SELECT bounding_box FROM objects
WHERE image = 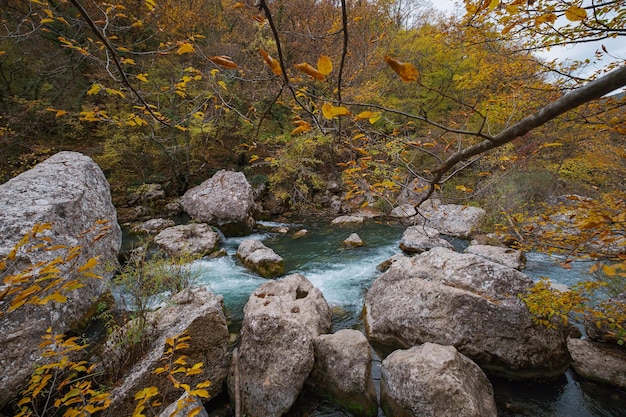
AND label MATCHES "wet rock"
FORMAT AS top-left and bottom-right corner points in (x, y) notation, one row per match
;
(153, 223), (220, 257)
(399, 225), (454, 254)
(229, 274), (331, 417)
(381, 343), (497, 417)
(343, 233), (365, 248)
(568, 338), (626, 390)
(307, 329), (378, 417)
(0, 151), (121, 408)
(293, 229), (308, 239)
(364, 247), (570, 380)
(181, 170), (256, 236)
(236, 240), (284, 278)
